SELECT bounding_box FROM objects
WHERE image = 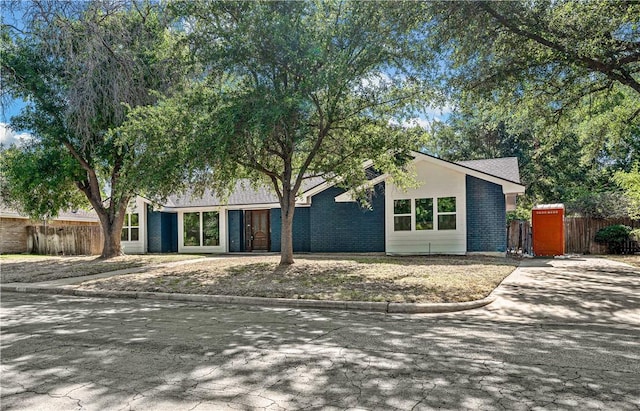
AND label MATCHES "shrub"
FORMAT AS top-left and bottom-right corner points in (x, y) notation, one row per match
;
(594, 225), (632, 254)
